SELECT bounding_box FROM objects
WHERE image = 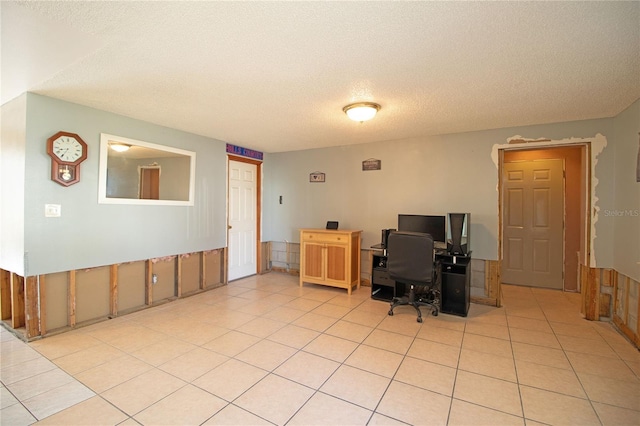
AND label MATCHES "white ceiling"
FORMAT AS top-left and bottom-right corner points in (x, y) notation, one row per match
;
(2, 1), (639, 153)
